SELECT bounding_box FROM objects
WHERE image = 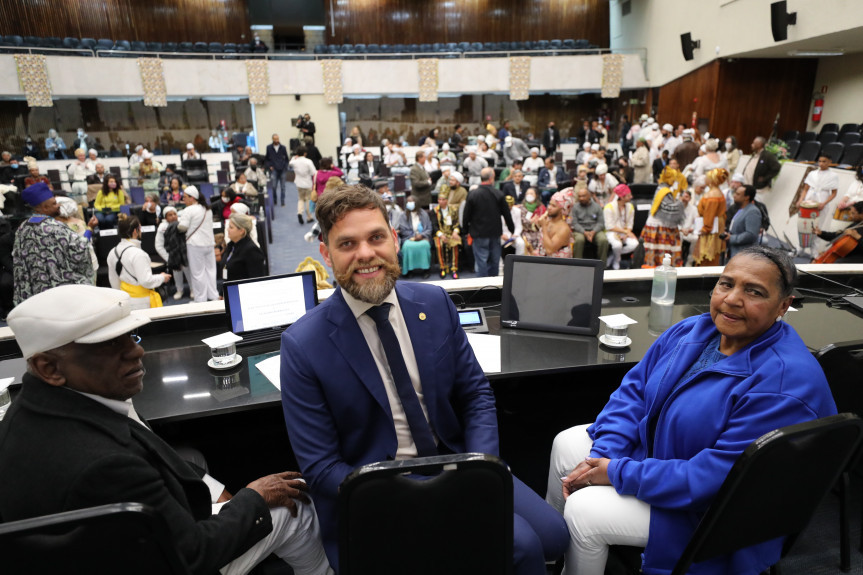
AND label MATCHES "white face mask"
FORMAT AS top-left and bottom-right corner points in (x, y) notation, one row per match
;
(525, 194), (536, 203)
(405, 202), (416, 211)
(725, 142), (732, 151)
